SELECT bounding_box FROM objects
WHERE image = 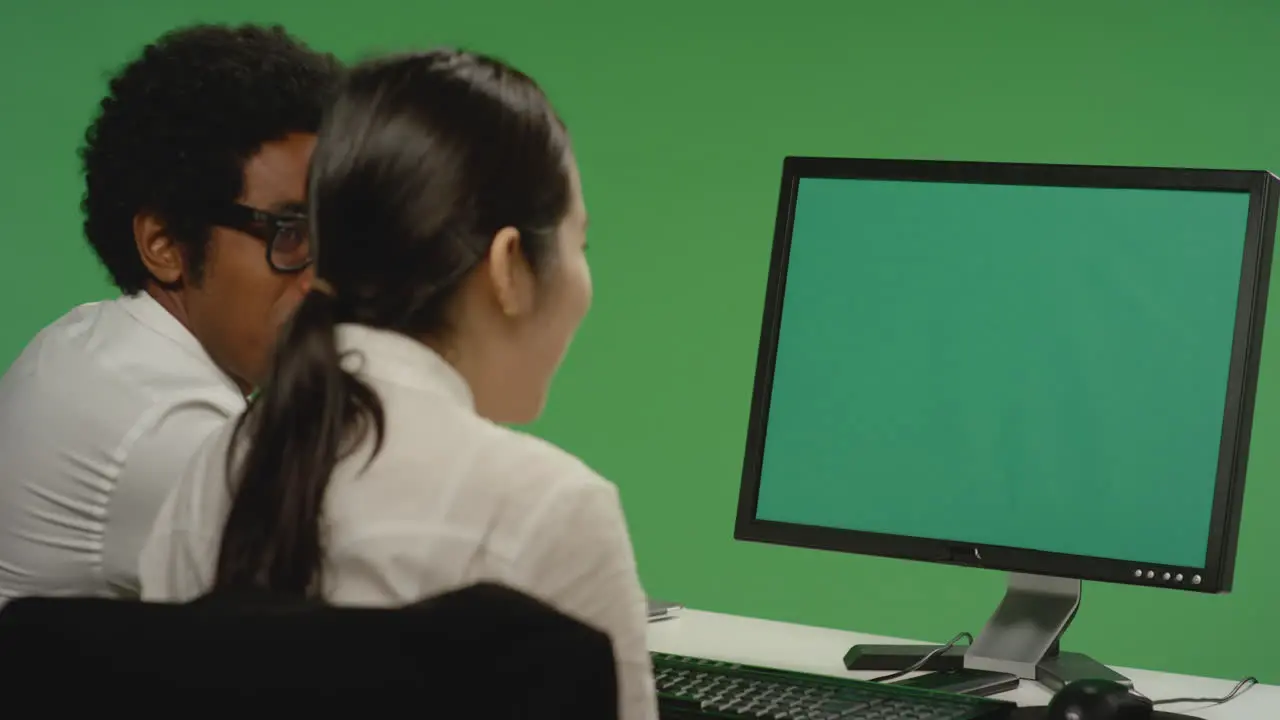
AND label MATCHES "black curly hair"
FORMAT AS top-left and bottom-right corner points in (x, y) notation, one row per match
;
(80, 23), (342, 295)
